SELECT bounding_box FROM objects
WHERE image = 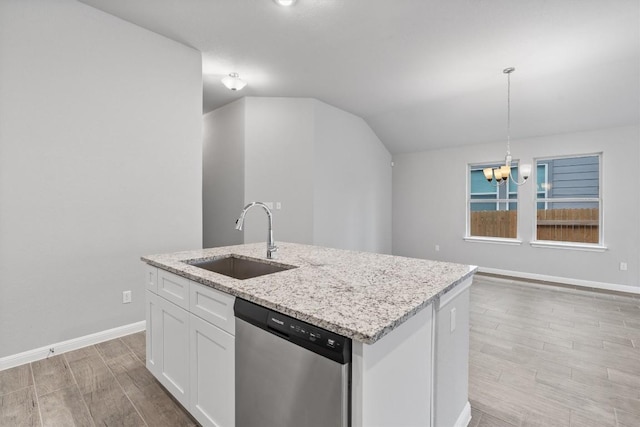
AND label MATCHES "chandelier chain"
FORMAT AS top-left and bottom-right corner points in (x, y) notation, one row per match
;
(482, 66), (530, 187)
